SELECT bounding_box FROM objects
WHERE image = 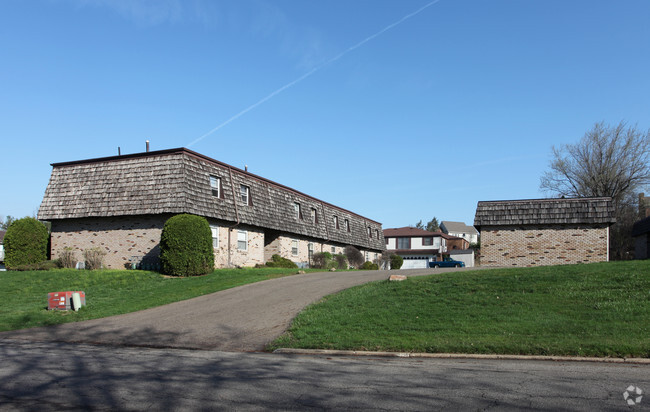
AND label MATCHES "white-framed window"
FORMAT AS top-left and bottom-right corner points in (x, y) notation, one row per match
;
(209, 175), (221, 198)
(333, 215), (339, 229)
(345, 219), (350, 232)
(292, 239), (299, 256)
(365, 251), (369, 261)
(294, 202), (301, 220)
(308, 242), (314, 260)
(331, 246), (336, 254)
(237, 230), (248, 251)
(210, 225), (219, 248)
(311, 208), (317, 224)
(240, 185), (250, 205)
